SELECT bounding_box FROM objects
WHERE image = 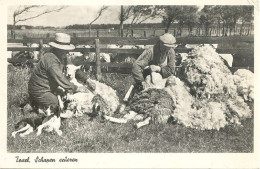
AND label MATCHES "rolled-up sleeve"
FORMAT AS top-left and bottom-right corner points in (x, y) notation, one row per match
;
(132, 49), (153, 82)
(48, 64), (78, 93)
(160, 49), (176, 78)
